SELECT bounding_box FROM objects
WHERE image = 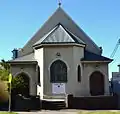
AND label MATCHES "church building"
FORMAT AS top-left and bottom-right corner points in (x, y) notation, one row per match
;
(8, 7), (112, 100)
